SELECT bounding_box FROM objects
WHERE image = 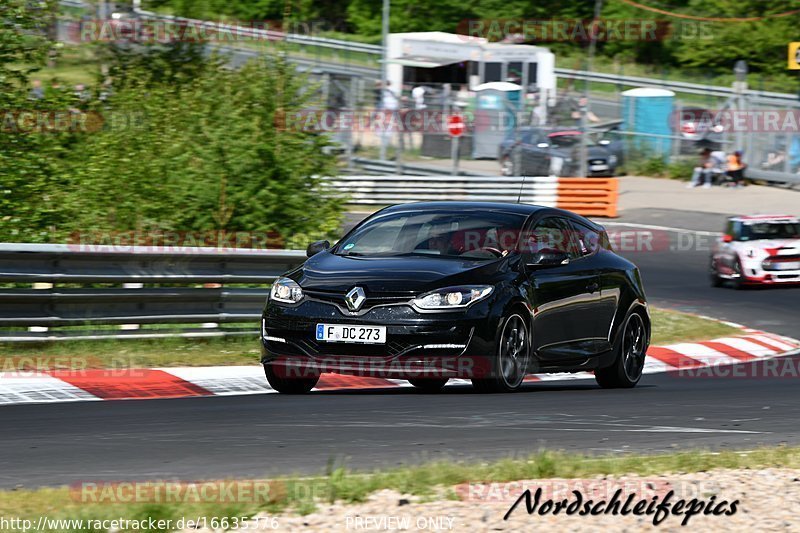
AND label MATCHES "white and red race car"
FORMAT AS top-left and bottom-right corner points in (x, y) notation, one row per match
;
(710, 214), (800, 288)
